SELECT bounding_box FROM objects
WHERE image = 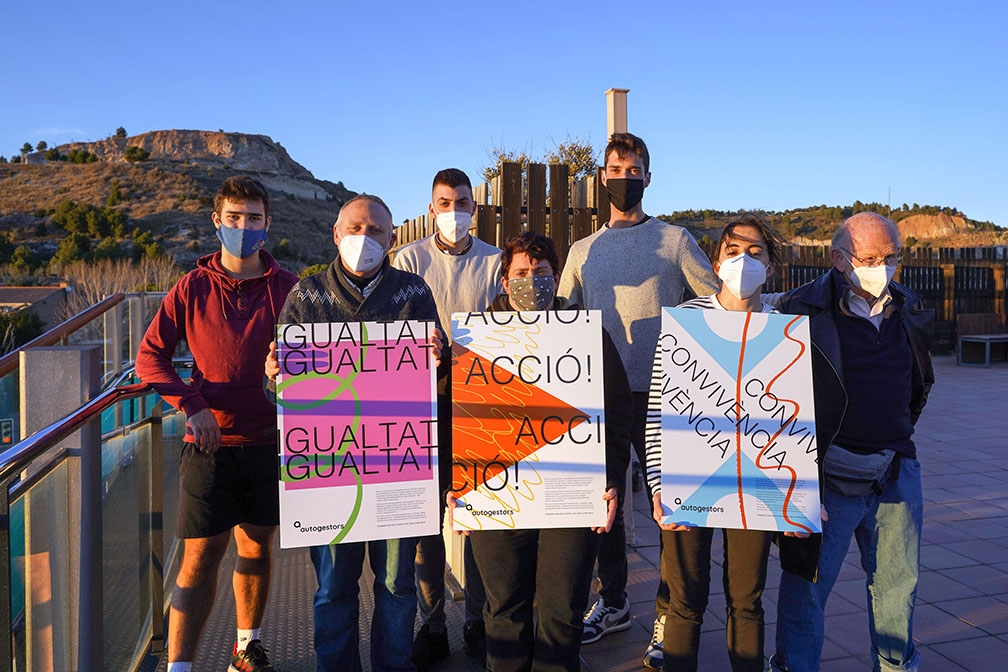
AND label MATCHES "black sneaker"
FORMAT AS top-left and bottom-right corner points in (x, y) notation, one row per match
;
(228, 639), (278, 672)
(411, 623), (449, 672)
(463, 620), (486, 665)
